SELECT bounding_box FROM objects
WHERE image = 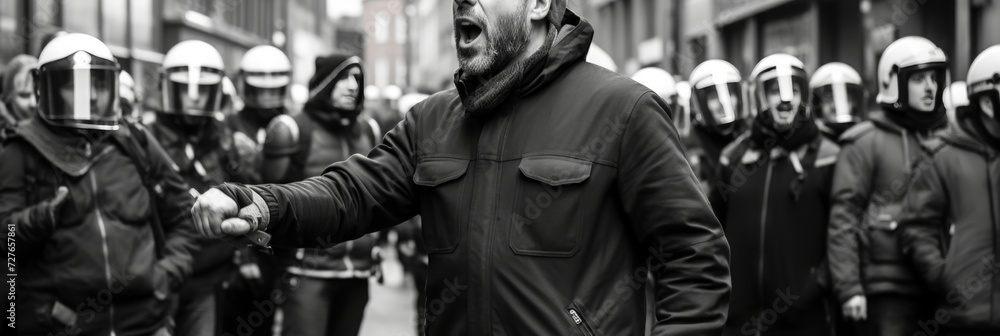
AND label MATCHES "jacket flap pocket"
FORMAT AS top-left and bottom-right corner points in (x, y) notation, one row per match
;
(413, 158), (469, 186)
(518, 156), (592, 186)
